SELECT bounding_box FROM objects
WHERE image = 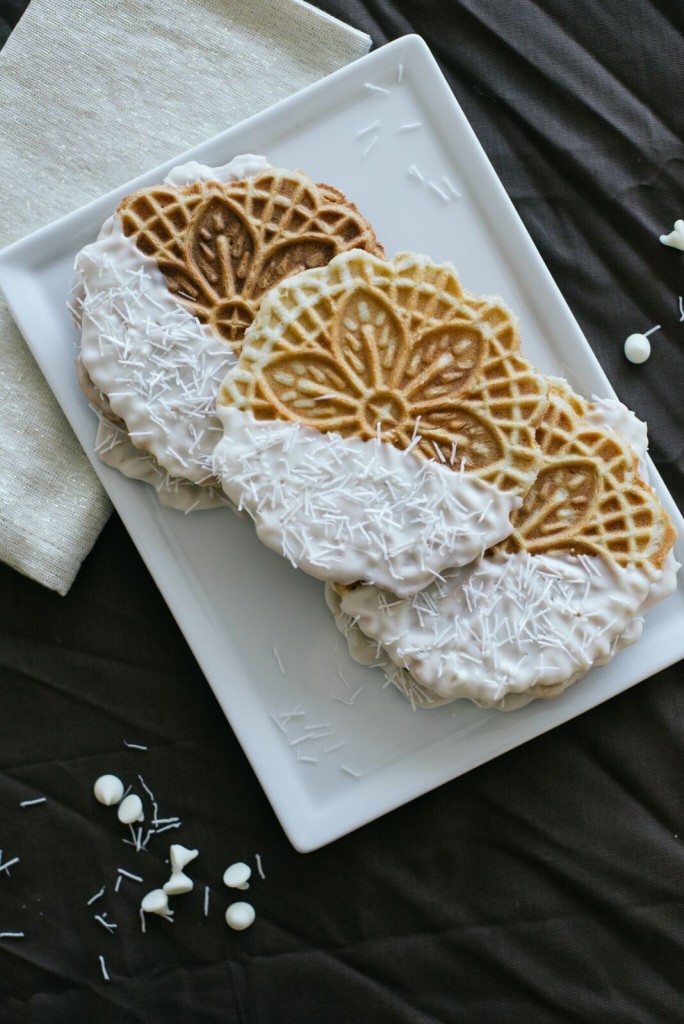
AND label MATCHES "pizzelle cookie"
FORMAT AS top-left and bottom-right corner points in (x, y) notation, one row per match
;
(94, 417), (233, 512)
(331, 381), (678, 709)
(214, 250), (549, 595)
(115, 166), (384, 352)
(75, 158), (384, 489)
